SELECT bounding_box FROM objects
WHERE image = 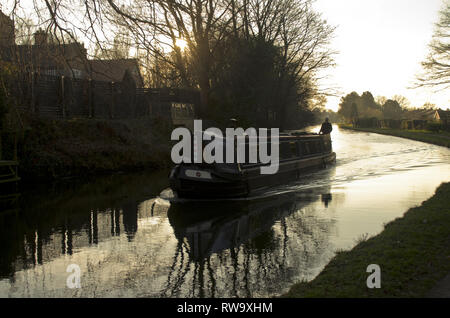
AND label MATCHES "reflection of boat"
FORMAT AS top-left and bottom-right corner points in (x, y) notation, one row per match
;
(169, 133), (336, 199)
(168, 192), (325, 260)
